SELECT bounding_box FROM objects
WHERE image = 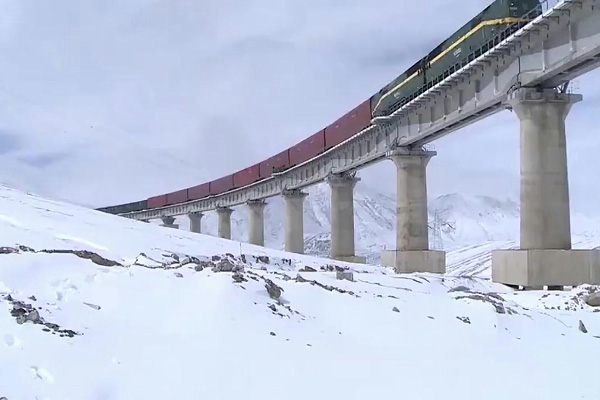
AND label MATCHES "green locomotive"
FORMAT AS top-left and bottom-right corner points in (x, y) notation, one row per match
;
(371, 0), (542, 118)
